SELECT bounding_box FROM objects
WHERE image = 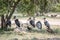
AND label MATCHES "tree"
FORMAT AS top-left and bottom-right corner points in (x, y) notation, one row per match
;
(39, 0), (48, 15)
(17, 0), (36, 16)
(0, 0), (20, 30)
(0, 0), (60, 30)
